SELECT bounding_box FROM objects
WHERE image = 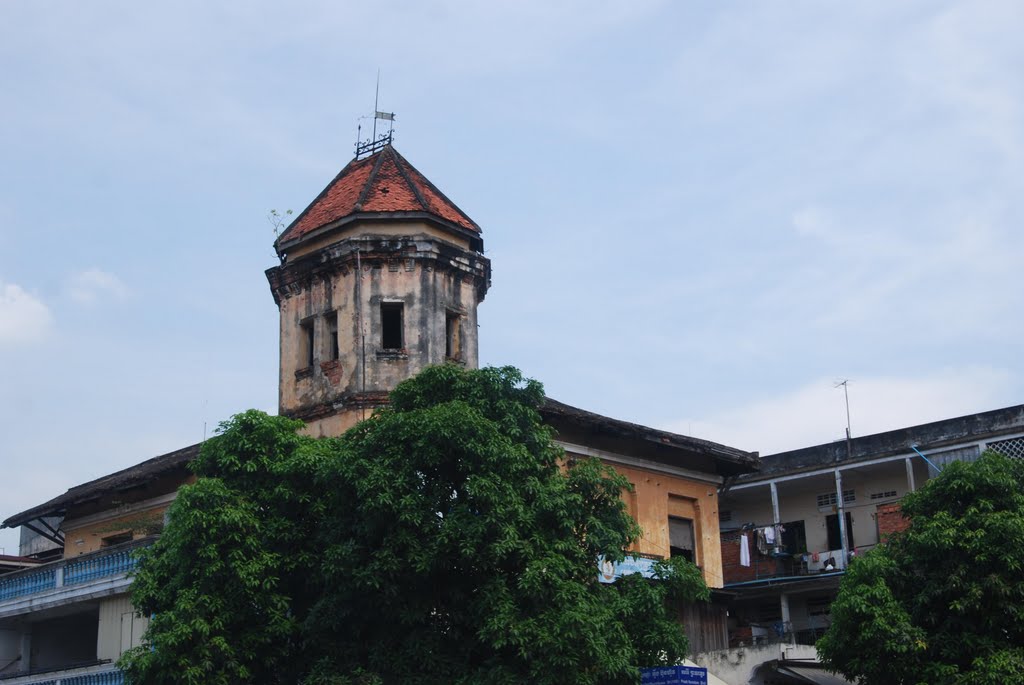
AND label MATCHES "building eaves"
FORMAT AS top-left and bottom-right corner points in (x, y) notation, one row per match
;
(541, 397), (760, 477)
(739, 403), (1024, 484)
(2, 443), (200, 529)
